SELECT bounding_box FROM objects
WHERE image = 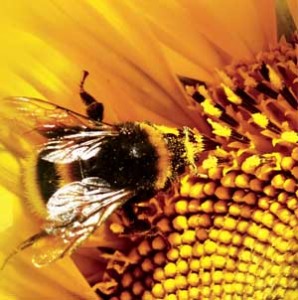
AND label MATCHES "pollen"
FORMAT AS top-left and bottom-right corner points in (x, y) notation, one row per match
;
(281, 131), (298, 144)
(221, 84), (242, 104)
(91, 36), (297, 300)
(207, 118), (232, 138)
(201, 98), (222, 117)
(252, 113), (269, 128)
